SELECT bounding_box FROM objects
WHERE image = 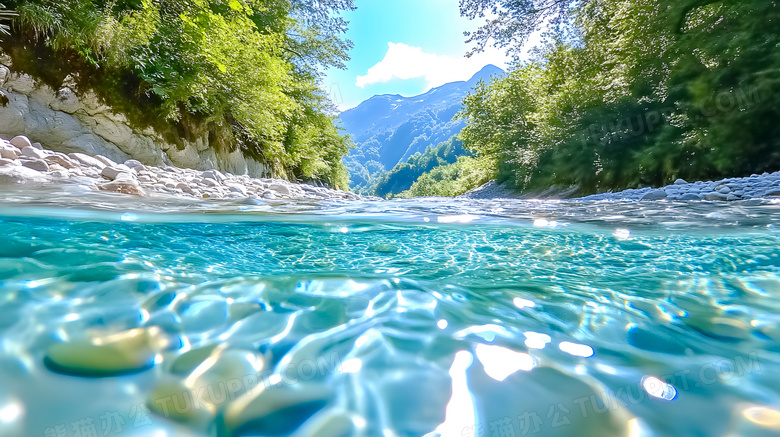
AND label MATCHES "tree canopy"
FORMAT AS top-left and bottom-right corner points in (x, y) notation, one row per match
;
(370, 136), (466, 198)
(435, 0), (780, 196)
(1, 0), (355, 188)
(460, 0), (573, 58)
(0, 3), (14, 35)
